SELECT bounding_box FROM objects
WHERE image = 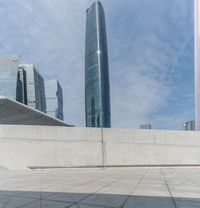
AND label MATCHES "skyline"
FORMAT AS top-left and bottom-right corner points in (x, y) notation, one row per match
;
(0, 0), (194, 129)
